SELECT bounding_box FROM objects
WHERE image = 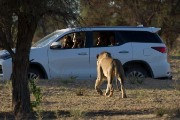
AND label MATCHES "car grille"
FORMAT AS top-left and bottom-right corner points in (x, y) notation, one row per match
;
(0, 65), (2, 74)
